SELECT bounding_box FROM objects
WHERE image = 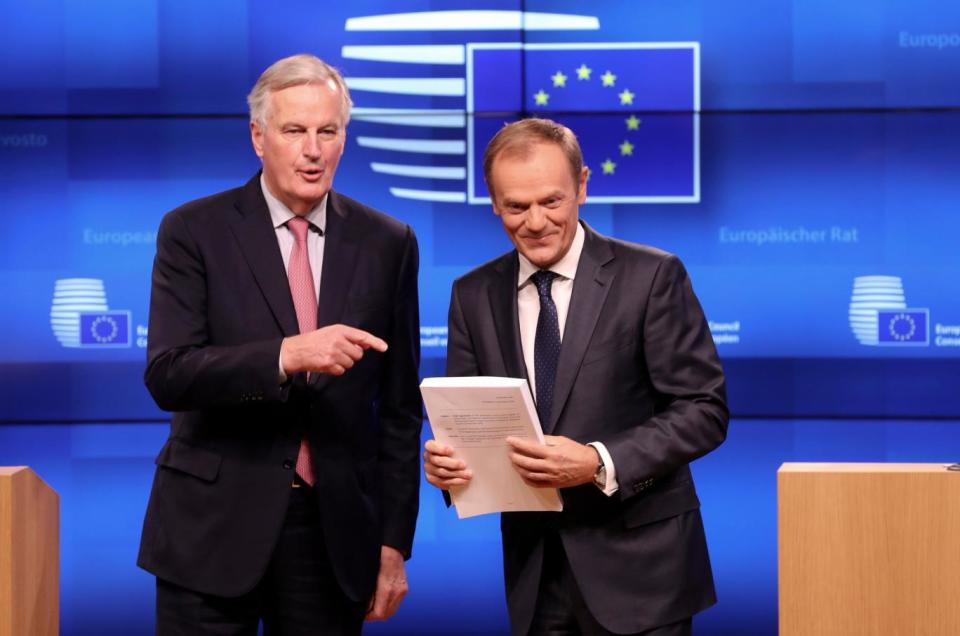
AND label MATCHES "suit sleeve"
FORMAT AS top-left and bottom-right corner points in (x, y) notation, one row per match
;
(603, 254), (729, 500)
(445, 281), (481, 377)
(377, 226), (423, 556)
(434, 281), (480, 508)
(144, 211), (288, 412)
